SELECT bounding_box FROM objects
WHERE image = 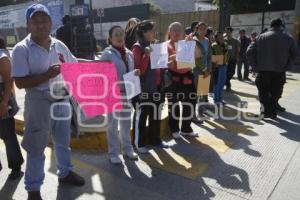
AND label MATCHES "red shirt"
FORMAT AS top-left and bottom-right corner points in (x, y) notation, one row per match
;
(132, 45), (161, 86)
(167, 42), (193, 85)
